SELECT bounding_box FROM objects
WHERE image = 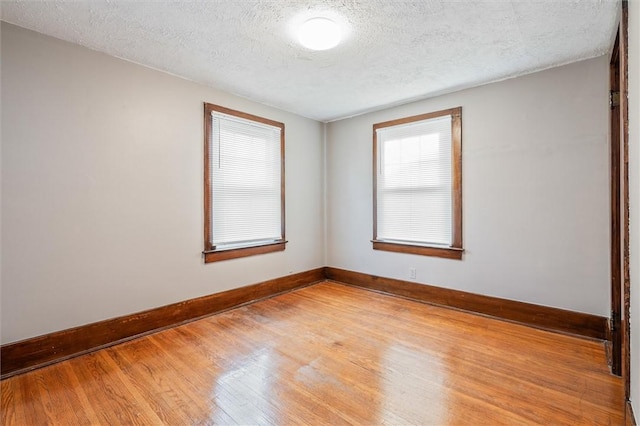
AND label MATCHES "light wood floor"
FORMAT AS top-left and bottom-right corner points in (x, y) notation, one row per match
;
(1, 281), (624, 425)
